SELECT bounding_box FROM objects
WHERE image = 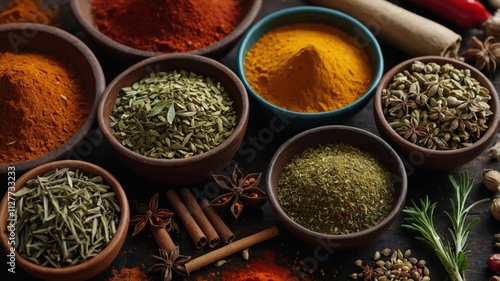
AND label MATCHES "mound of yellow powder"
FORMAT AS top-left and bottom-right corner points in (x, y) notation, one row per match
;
(244, 23), (373, 113)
